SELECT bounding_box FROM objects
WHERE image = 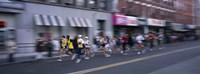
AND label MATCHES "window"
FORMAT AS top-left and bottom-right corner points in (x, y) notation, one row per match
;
(48, 0), (62, 4)
(122, 0), (127, 8)
(128, 2), (133, 15)
(76, 0), (86, 7)
(64, 0), (74, 6)
(88, 0), (97, 9)
(99, 0), (107, 10)
(34, 0), (46, 2)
